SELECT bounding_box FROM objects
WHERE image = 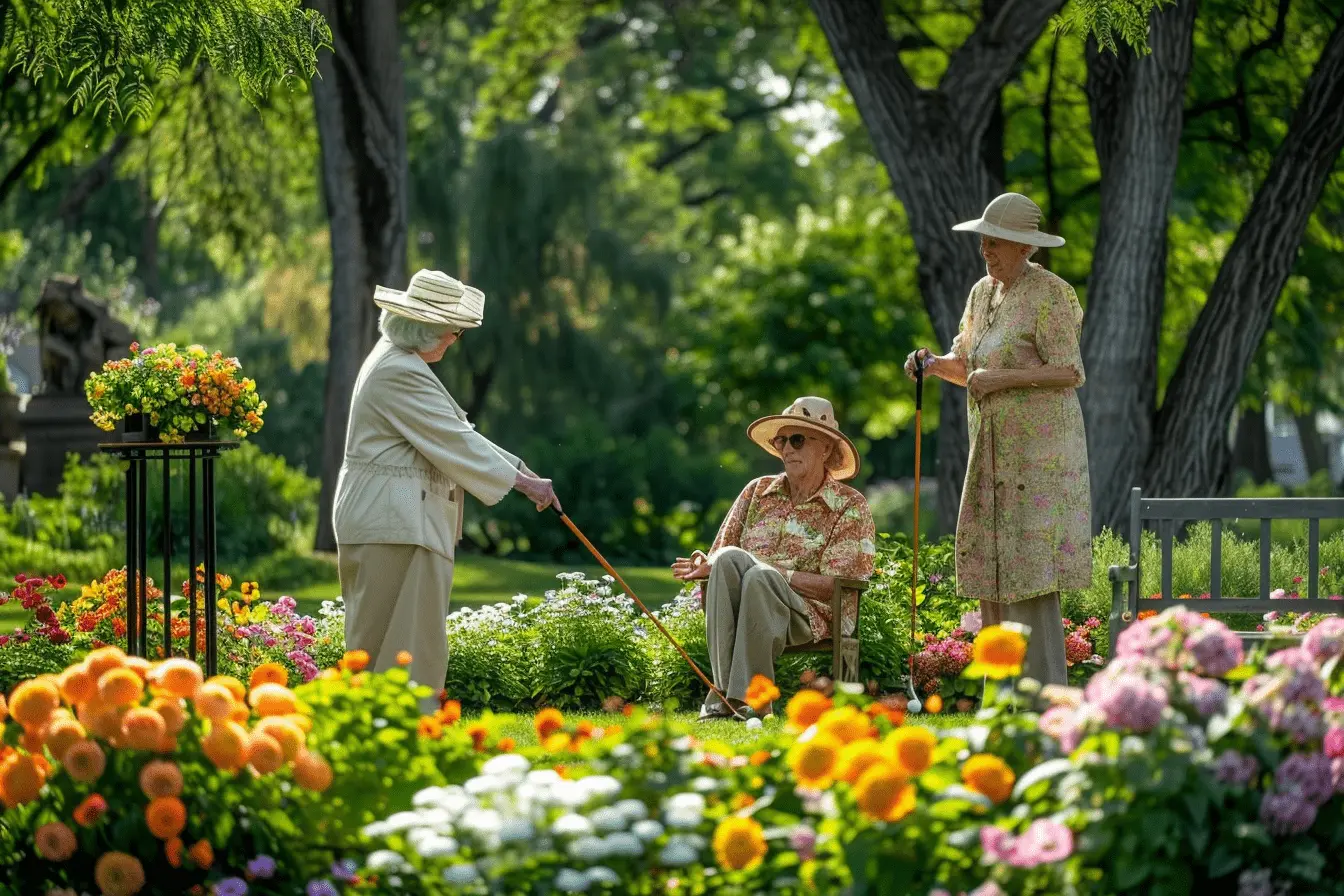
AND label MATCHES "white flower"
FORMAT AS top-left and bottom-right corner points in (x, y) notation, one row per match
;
(659, 835), (701, 867)
(414, 786), (472, 817)
(458, 808), (503, 849)
(569, 835), (609, 863)
(614, 798), (649, 823)
(416, 835), (460, 859)
(499, 818), (536, 844)
(586, 866), (621, 886)
(690, 776), (720, 793)
(632, 819), (665, 842)
(610, 743), (635, 760)
(443, 863), (482, 885)
(589, 806), (628, 833)
(552, 813), (596, 838)
(482, 753), (532, 781)
(554, 868), (592, 892)
(365, 849), (409, 872)
(576, 774), (622, 805)
(552, 780), (591, 810)
(465, 775), (509, 797)
(663, 793), (706, 829)
(602, 832), (644, 858)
